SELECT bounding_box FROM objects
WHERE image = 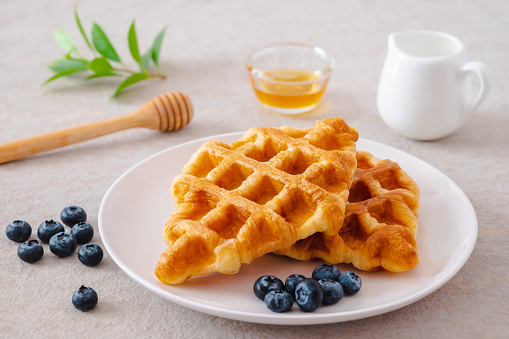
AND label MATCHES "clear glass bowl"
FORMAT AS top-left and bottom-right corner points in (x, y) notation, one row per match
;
(246, 43), (334, 114)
